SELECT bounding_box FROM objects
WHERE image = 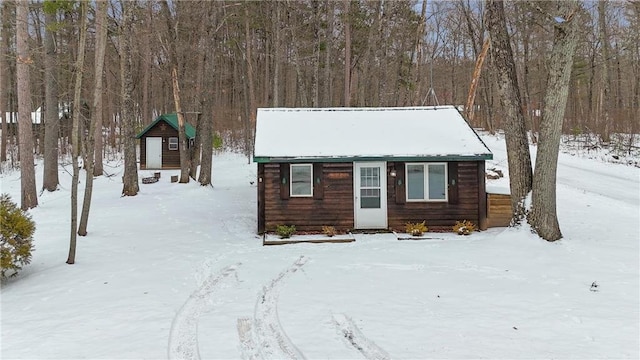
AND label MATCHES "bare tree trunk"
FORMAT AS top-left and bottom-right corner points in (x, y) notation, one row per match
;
(310, 0), (320, 107)
(272, 2), (280, 107)
(414, 0), (427, 103)
(198, 5), (215, 186)
(67, 0), (88, 264)
(189, 112), (201, 180)
(597, 0), (612, 143)
(529, 1), (580, 241)
(141, 1), (152, 124)
(343, 0), (351, 107)
(321, 0), (334, 106)
(362, 0), (383, 107)
(198, 110), (213, 186)
(244, 6), (256, 160)
(486, 0), (533, 224)
(43, 9), (59, 191)
(16, 0), (38, 210)
(171, 67), (190, 183)
(92, 102), (104, 177)
(289, 26), (308, 108)
(121, 2), (139, 197)
(78, 0), (107, 237)
(93, 2), (109, 177)
(0, 2), (7, 163)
